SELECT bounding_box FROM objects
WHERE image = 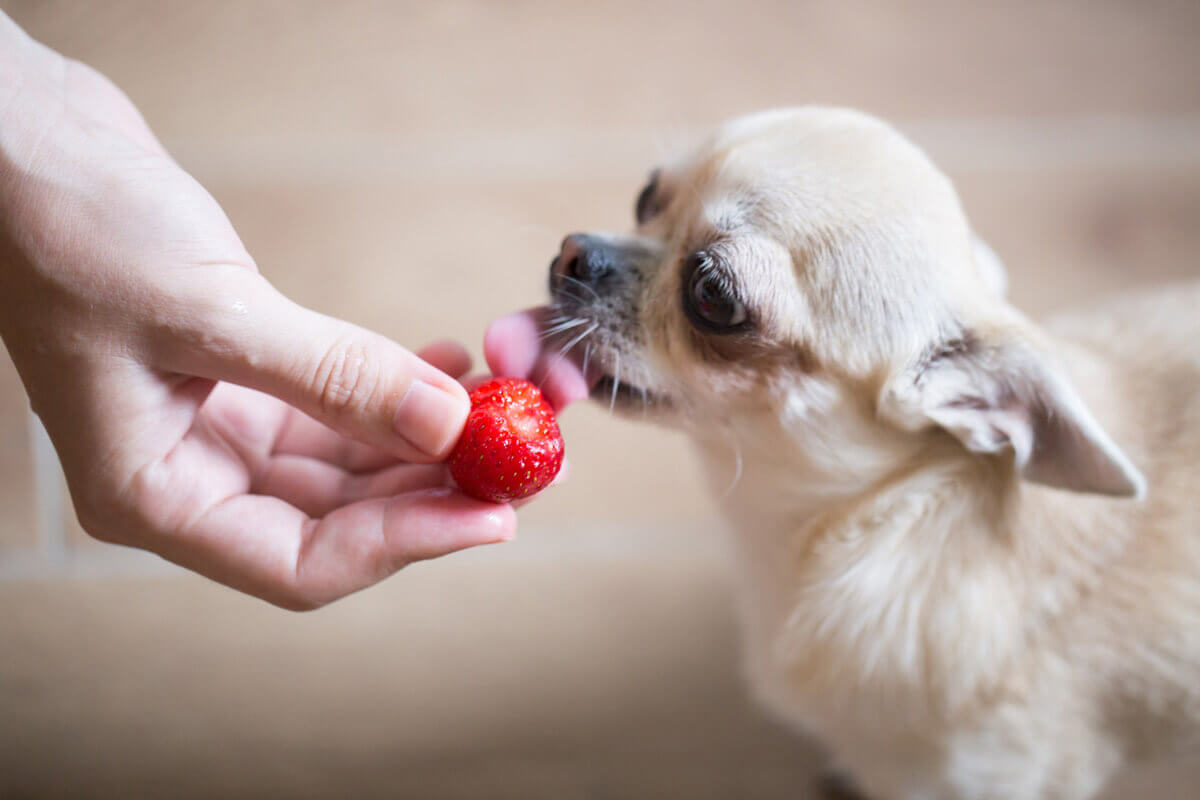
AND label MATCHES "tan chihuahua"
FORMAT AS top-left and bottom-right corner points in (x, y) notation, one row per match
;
(544, 108), (1200, 800)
